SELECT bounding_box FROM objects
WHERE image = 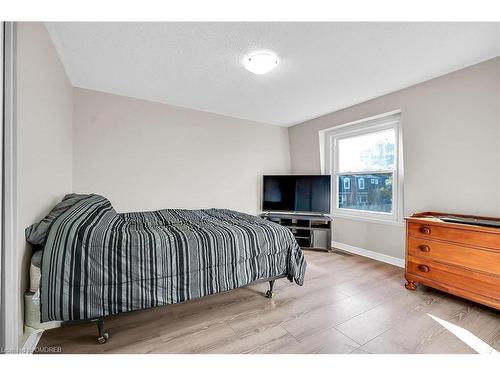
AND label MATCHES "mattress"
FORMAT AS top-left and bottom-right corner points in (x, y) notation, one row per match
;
(29, 250), (43, 292)
(26, 250), (63, 330)
(26, 194), (307, 323)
